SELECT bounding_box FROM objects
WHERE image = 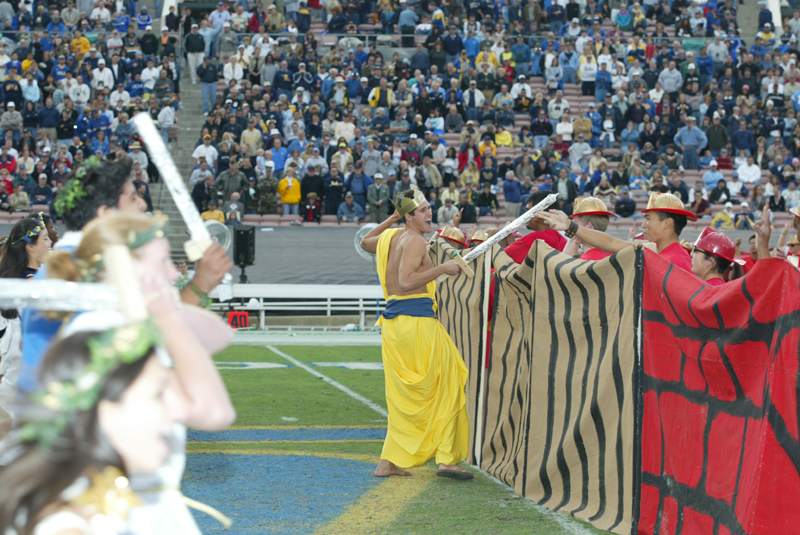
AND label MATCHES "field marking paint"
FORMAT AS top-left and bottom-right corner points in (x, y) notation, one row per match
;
(311, 362), (384, 370)
(187, 447), (379, 464)
(215, 361), (291, 370)
(482, 471), (597, 535)
(266, 346), (389, 418)
(215, 361), (383, 370)
(315, 469), (434, 535)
